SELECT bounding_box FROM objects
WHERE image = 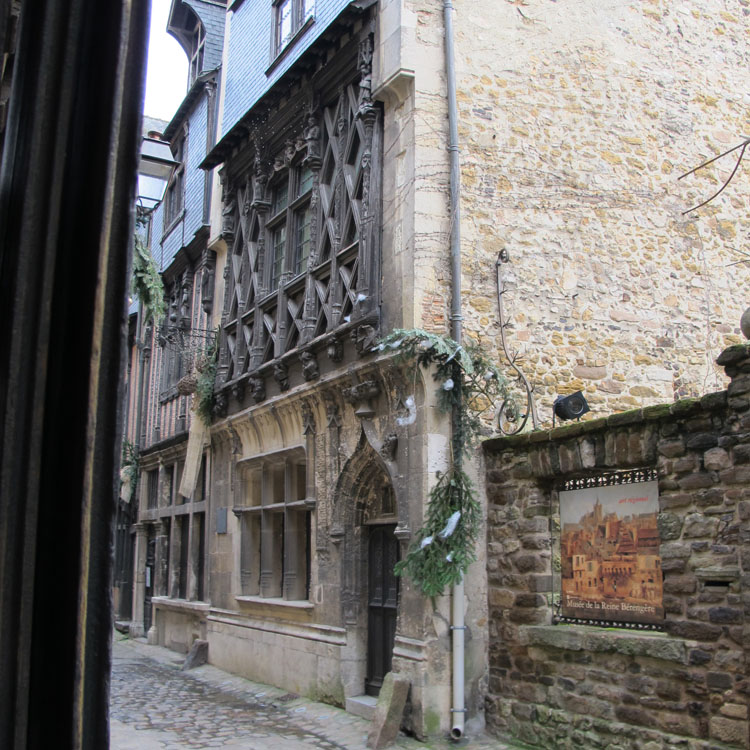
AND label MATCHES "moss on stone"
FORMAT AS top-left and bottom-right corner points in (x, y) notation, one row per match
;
(606, 408), (643, 427)
(548, 421), (587, 440)
(423, 707), (442, 736)
(642, 403), (672, 421)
